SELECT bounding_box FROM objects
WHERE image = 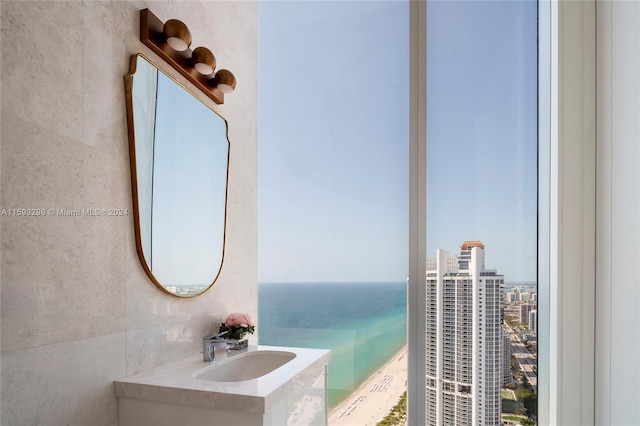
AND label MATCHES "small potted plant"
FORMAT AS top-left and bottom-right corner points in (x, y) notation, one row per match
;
(218, 313), (255, 350)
